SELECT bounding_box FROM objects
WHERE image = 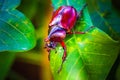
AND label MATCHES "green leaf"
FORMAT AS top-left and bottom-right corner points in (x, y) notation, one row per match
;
(86, 0), (120, 40)
(0, 0), (36, 52)
(50, 0), (120, 80)
(50, 27), (119, 80)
